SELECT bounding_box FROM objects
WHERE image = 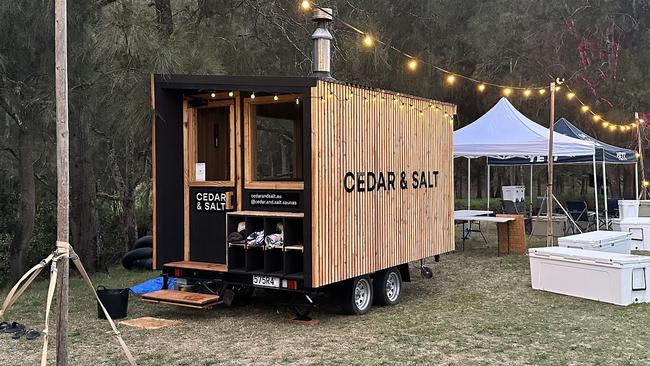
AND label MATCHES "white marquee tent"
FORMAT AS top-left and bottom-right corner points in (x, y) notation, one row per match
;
(453, 98), (599, 226)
